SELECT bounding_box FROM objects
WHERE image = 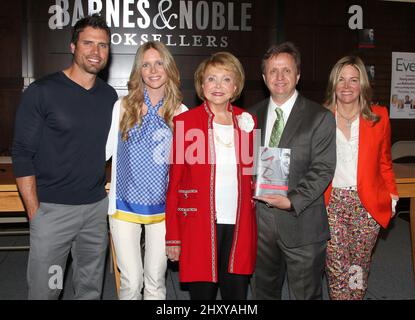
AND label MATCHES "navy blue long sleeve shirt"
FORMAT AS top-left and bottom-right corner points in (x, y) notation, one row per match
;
(12, 71), (118, 205)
